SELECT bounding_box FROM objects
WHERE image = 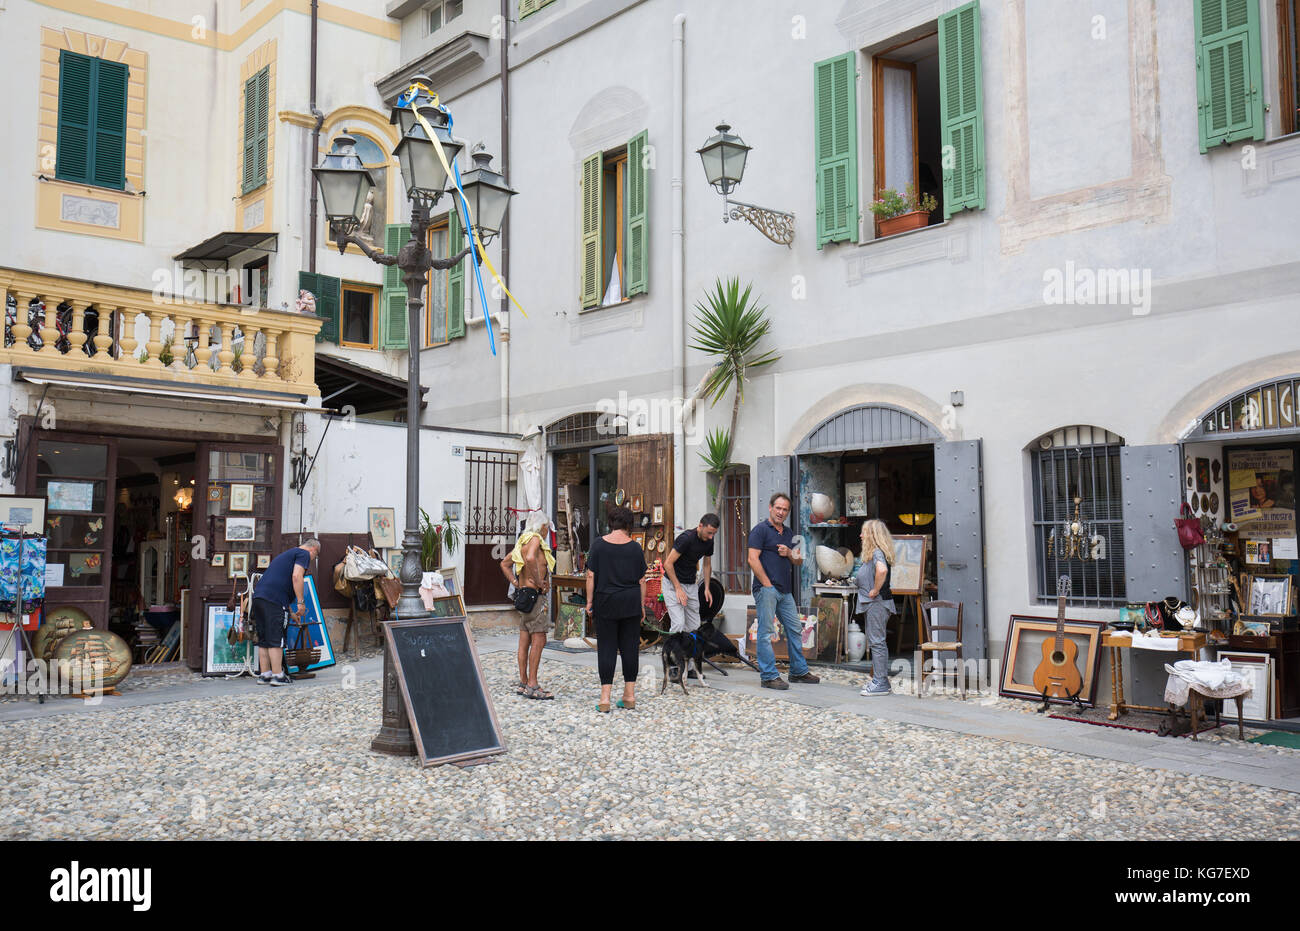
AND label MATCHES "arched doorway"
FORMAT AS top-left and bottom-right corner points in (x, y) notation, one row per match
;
(759, 403), (987, 660)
